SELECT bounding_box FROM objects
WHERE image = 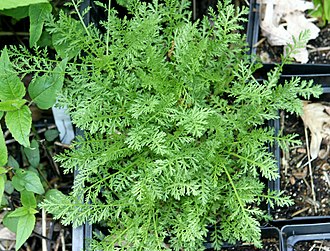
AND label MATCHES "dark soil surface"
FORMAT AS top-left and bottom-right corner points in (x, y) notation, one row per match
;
(2, 106), (74, 250)
(273, 109), (330, 219)
(293, 240), (330, 250)
(256, 24), (330, 64)
(221, 238), (280, 251)
(308, 24), (330, 64)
